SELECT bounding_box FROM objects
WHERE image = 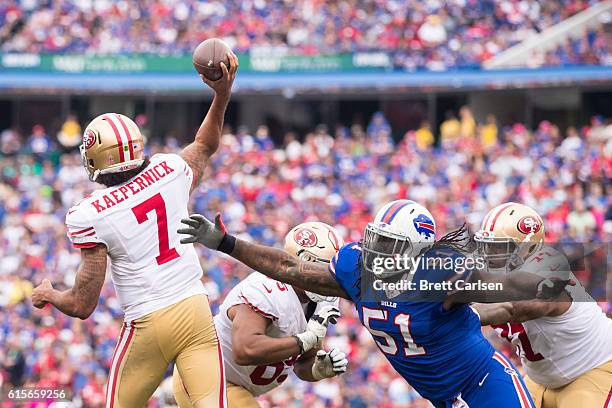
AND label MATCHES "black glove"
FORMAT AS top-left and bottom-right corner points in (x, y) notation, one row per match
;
(178, 213), (236, 253)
